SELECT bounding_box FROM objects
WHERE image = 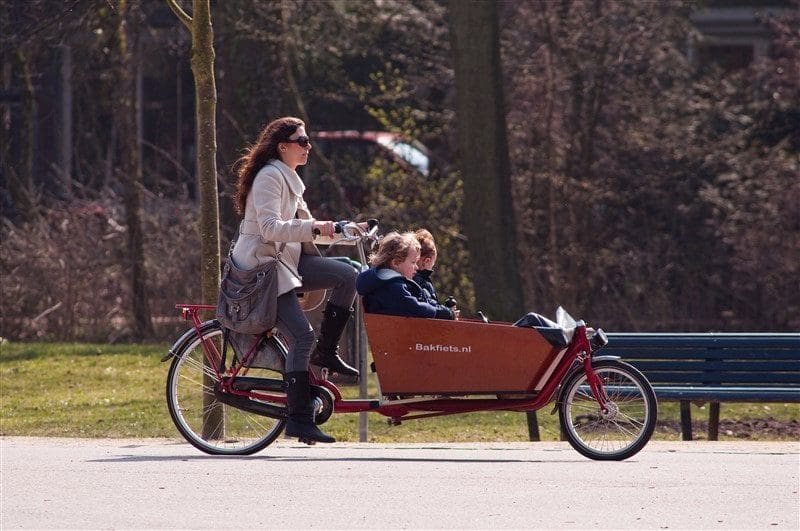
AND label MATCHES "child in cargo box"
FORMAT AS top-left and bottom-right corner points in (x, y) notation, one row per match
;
(412, 228), (442, 306)
(356, 231), (458, 319)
